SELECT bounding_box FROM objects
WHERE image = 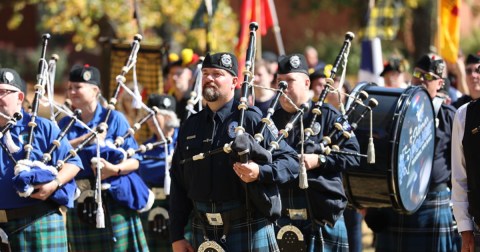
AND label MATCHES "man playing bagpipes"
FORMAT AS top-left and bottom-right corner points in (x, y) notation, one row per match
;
(271, 54), (360, 251)
(59, 64), (150, 252)
(0, 68), (83, 251)
(138, 93), (188, 251)
(169, 52), (299, 252)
